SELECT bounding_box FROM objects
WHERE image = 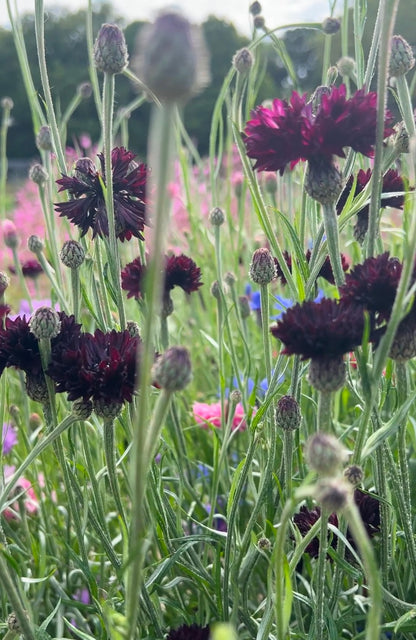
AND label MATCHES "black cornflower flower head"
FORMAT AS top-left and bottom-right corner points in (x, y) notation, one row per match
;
(55, 147), (147, 241)
(164, 254), (203, 293)
(9, 259), (43, 279)
(274, 250), (349, 286)
(336, 168), (406, 243)
(166, 623), (210, 640)
(47, 328), (141, 407)
(293, 488), (380, 559)
(121, 253), (203, 300)
(339, 252), (402, 323)
(270, 298), (364, 360)
(243, 85), (393, 175)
